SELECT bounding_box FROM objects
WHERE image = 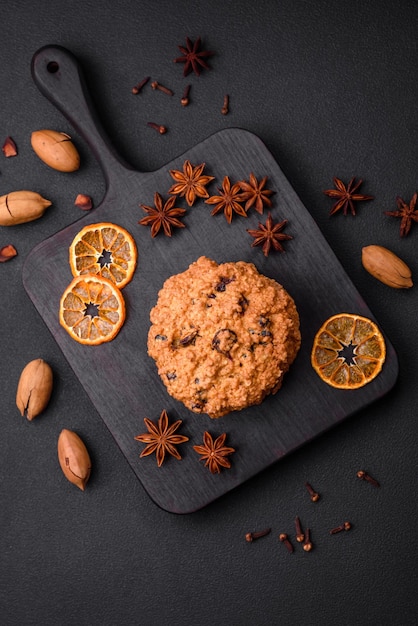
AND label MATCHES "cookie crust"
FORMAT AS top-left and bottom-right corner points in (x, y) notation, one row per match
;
(148, 256), (301, 418)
